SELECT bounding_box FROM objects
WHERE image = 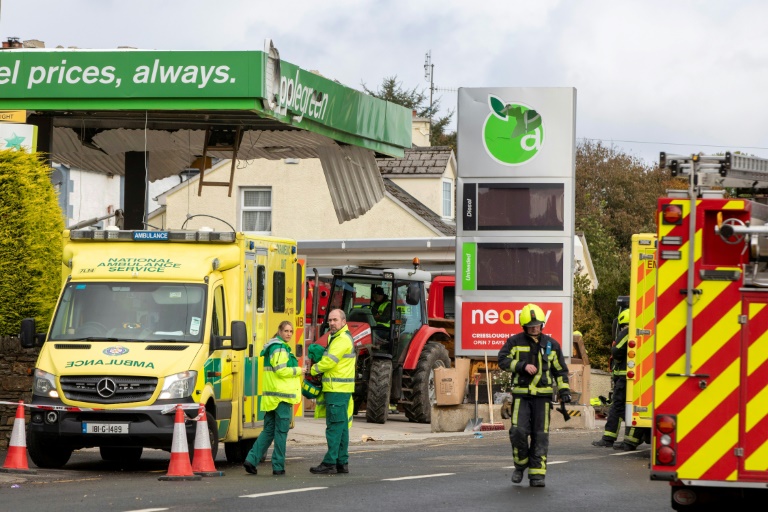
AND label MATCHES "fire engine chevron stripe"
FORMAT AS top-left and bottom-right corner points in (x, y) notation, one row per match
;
(678, 414), (739, 480)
